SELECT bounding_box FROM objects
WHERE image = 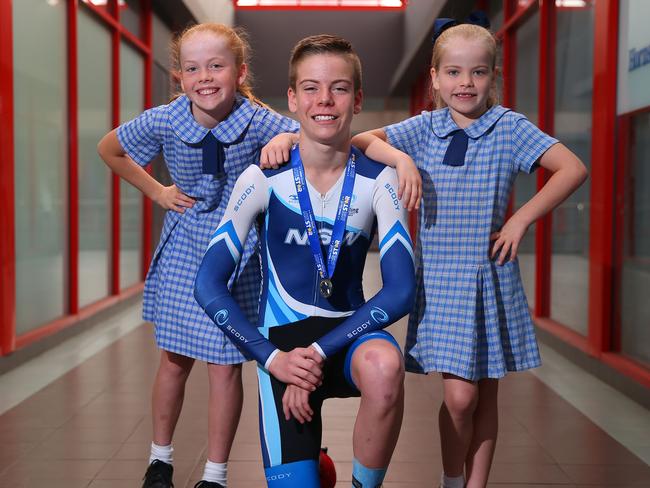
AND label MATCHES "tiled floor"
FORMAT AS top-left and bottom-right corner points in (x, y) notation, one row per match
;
(1, 255), (649, 487)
